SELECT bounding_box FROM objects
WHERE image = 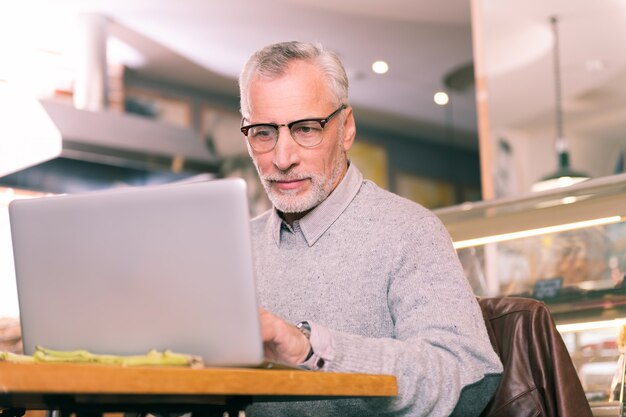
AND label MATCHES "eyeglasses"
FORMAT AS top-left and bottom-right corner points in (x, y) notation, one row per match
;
(240, 104), (346, 152)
